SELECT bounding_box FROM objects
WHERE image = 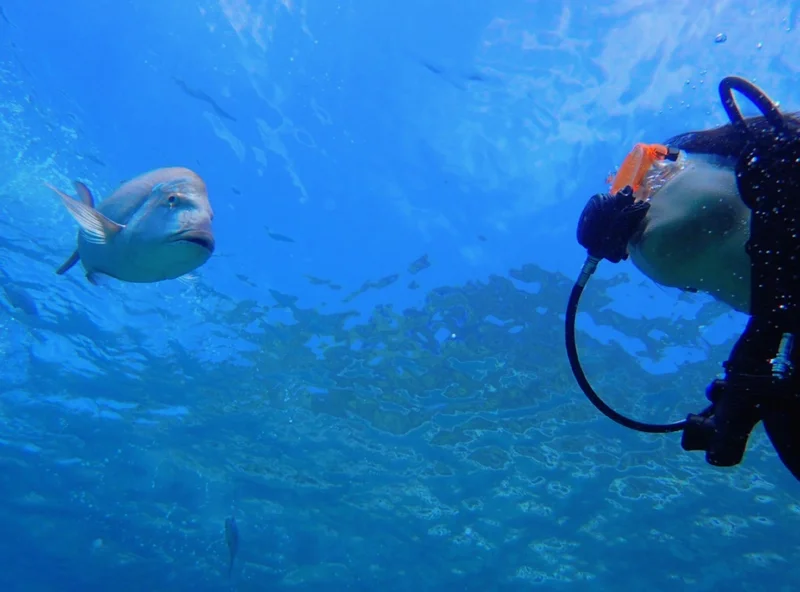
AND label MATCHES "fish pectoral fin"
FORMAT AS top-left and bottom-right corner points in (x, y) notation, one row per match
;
(56, 250), (80, 275)
(177, 273), (198, 286)
(85, 272), (112, 286)
(45, 182), (124, 244)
